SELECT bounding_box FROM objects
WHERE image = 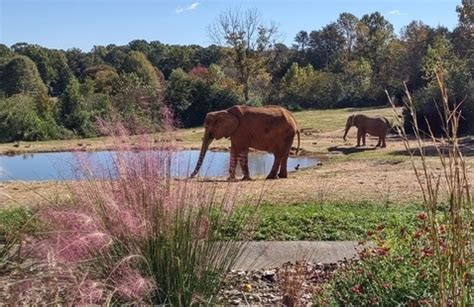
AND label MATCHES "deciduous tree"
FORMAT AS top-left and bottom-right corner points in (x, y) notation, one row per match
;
(122, 51), (162, 90)
(208, 8), (278, 101)
(1, 55), (47, 96)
